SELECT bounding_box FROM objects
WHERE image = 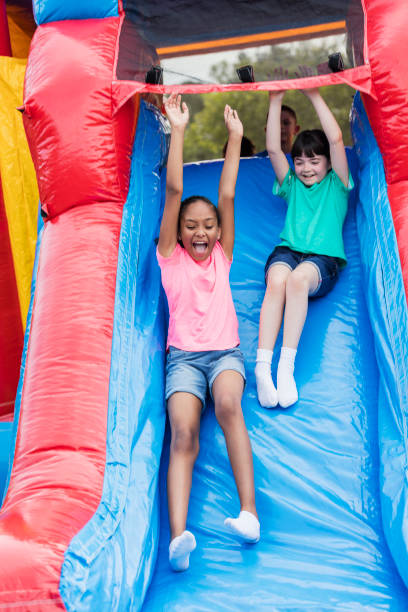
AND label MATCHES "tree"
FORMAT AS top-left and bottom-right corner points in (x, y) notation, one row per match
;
(182, 41), (355, 162)
(184, 91), (269, 161)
